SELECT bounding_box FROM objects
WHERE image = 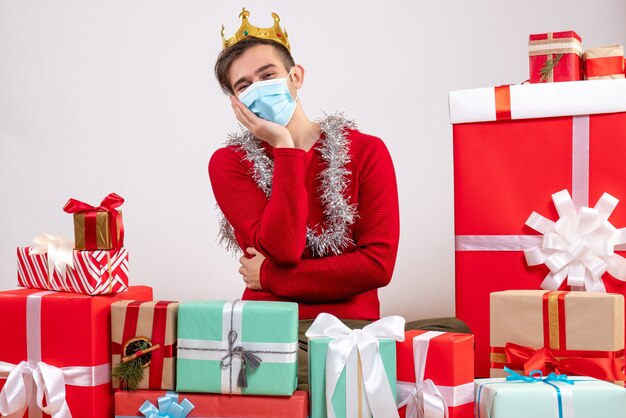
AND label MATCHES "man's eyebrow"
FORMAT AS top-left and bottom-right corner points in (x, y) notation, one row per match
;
(232, 63), (279, 91)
